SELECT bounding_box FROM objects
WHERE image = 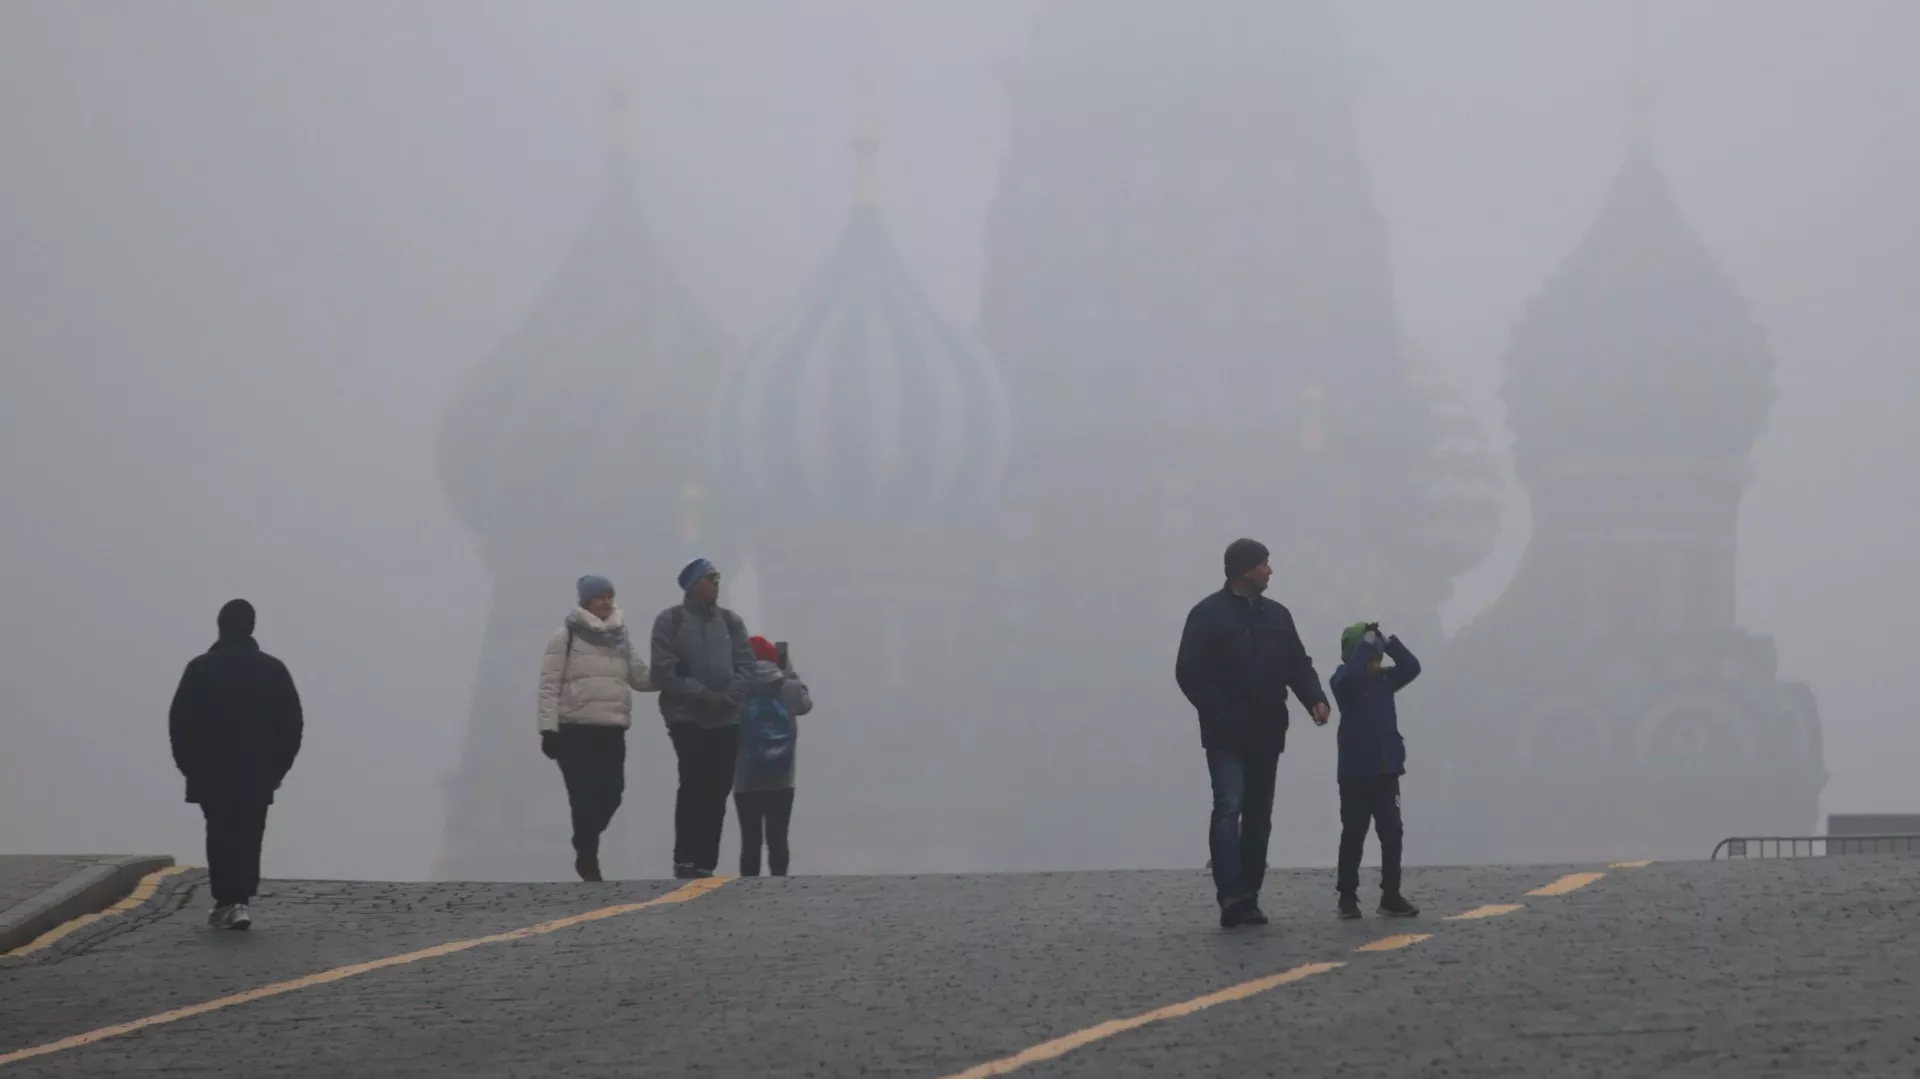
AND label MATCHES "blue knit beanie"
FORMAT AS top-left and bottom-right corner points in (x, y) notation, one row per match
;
(677, 558), (716, 593)
(576, 574), (615, 605)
